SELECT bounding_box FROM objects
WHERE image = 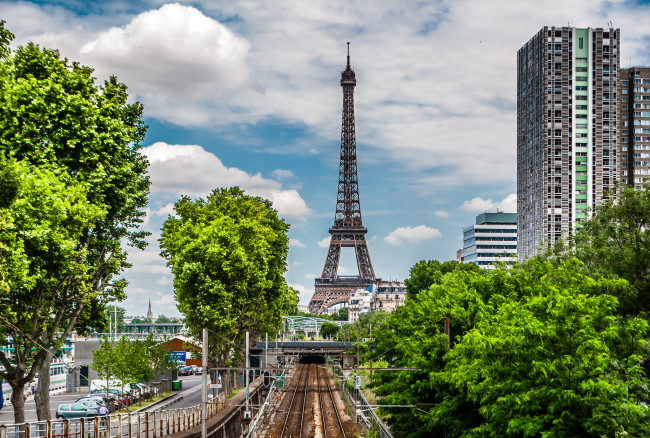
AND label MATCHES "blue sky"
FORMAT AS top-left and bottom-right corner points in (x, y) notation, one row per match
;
(3, 0), (650, 317)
